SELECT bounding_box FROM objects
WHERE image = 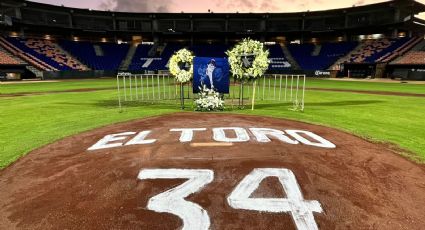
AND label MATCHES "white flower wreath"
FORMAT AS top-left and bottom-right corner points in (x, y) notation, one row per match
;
(169, 48), (194, 83)
(226, 38), (269, 80)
